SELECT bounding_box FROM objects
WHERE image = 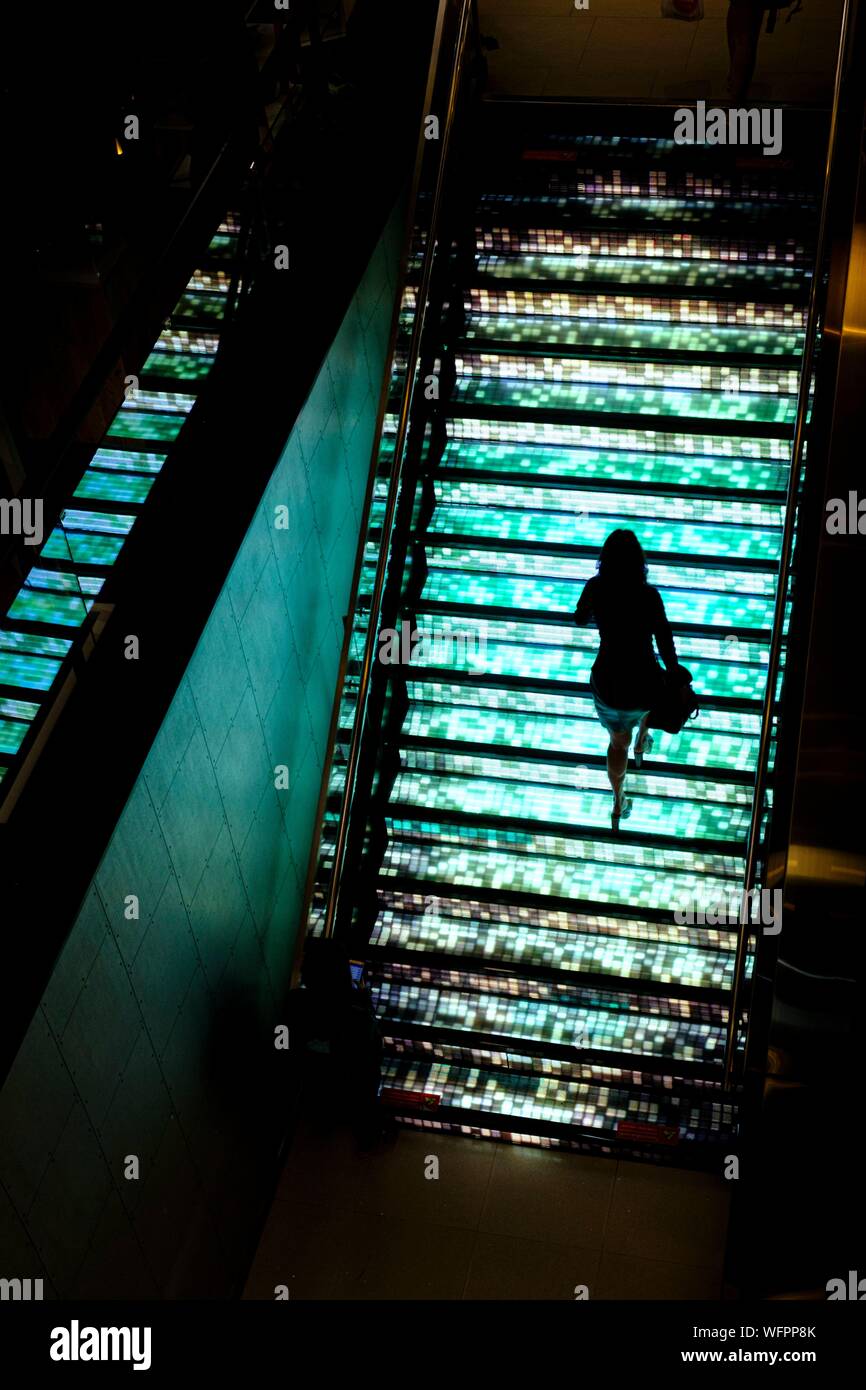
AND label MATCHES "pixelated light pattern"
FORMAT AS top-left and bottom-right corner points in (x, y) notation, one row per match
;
(0, 217), (239, 794)
(304, 138), (817, 1144)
